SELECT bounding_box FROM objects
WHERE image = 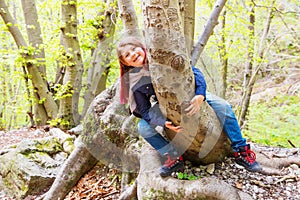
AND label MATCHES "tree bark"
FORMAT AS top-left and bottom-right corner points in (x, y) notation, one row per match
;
(42, 82), (140, 200)
(21, 0), (50, 124)
(218, 9), (228, 98)
(183, 0), (196, 56)
(238, 4), (255, 129)
(0, 64), (7, 130)
(59, 0), (84, 128)
(21, 0), (46, 74)
(0, 0), (27, 47)
(118, 0), (140, 36)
